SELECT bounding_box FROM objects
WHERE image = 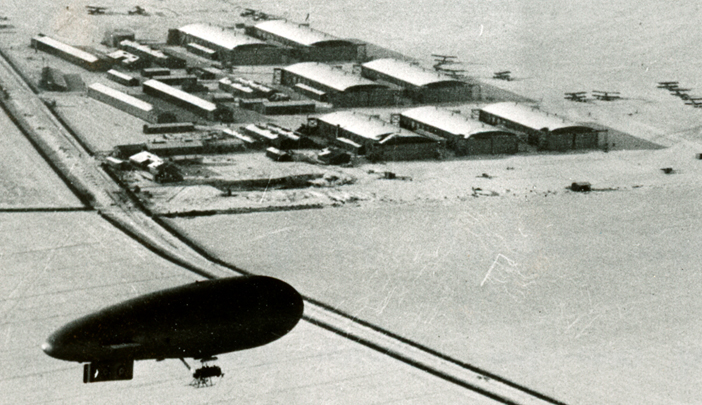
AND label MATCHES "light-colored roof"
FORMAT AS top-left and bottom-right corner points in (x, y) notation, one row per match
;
(33, 35), (99, 63)
(336, 137), (362, 149)
(362, 58), (463, 88)
(143, 79), (217, 112)
(179, 23), (269, 50)
(129, 151), (162, 165)
(254, 20), (347, 47)
(220, 78), (255, 93)
(120, 40), (168, 59)
(221, 128), (256, 144)
(187, 42), (216, 54)
(107, 69), (136, 81)
(295, 83), (326, 96)
(245, 124), (278, 141)
(401, 106), (508, 138)
(317, 111), (421, 142)
(480, 102), (590, 132)
(283, 62), (383, 93)
(89, 83), (153, 112)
